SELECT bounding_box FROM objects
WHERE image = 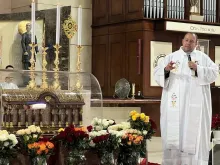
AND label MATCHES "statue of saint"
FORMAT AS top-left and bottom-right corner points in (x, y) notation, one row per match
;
(21, 23), (38, 70)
